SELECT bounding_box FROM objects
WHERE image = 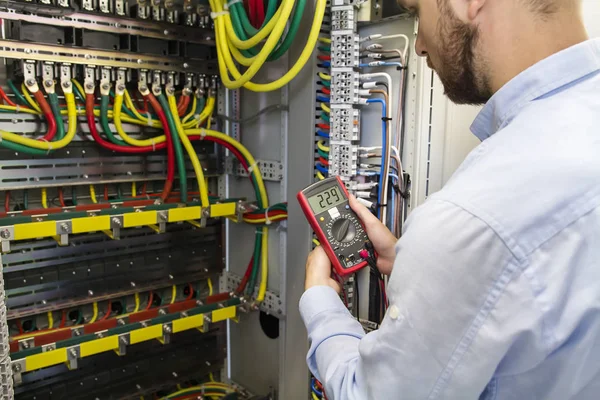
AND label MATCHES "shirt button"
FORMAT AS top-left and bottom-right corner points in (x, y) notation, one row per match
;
(389, 305), (400, 320)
